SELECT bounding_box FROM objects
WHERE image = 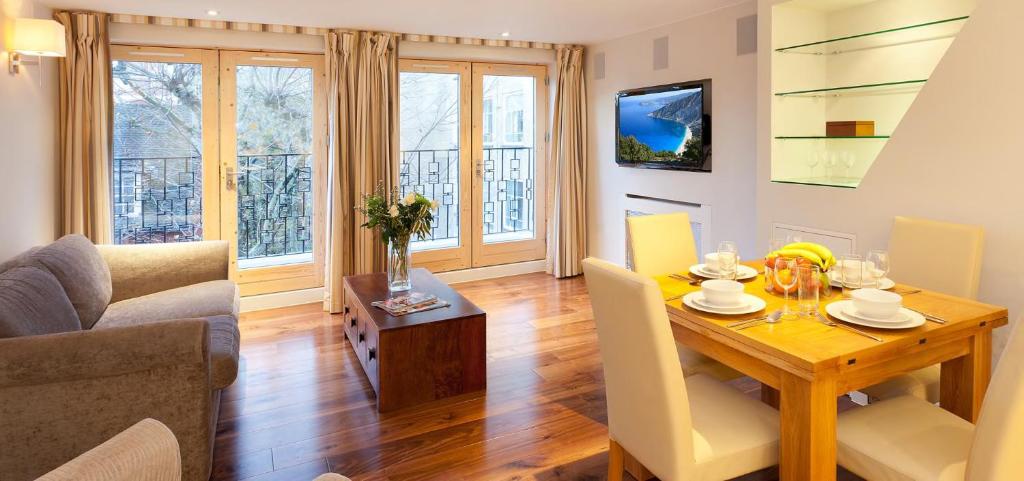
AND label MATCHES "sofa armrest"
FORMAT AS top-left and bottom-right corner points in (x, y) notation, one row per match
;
(35, 418), (181, 481)
(97, 241), (230, 303)
(0, 320), (215, 481)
